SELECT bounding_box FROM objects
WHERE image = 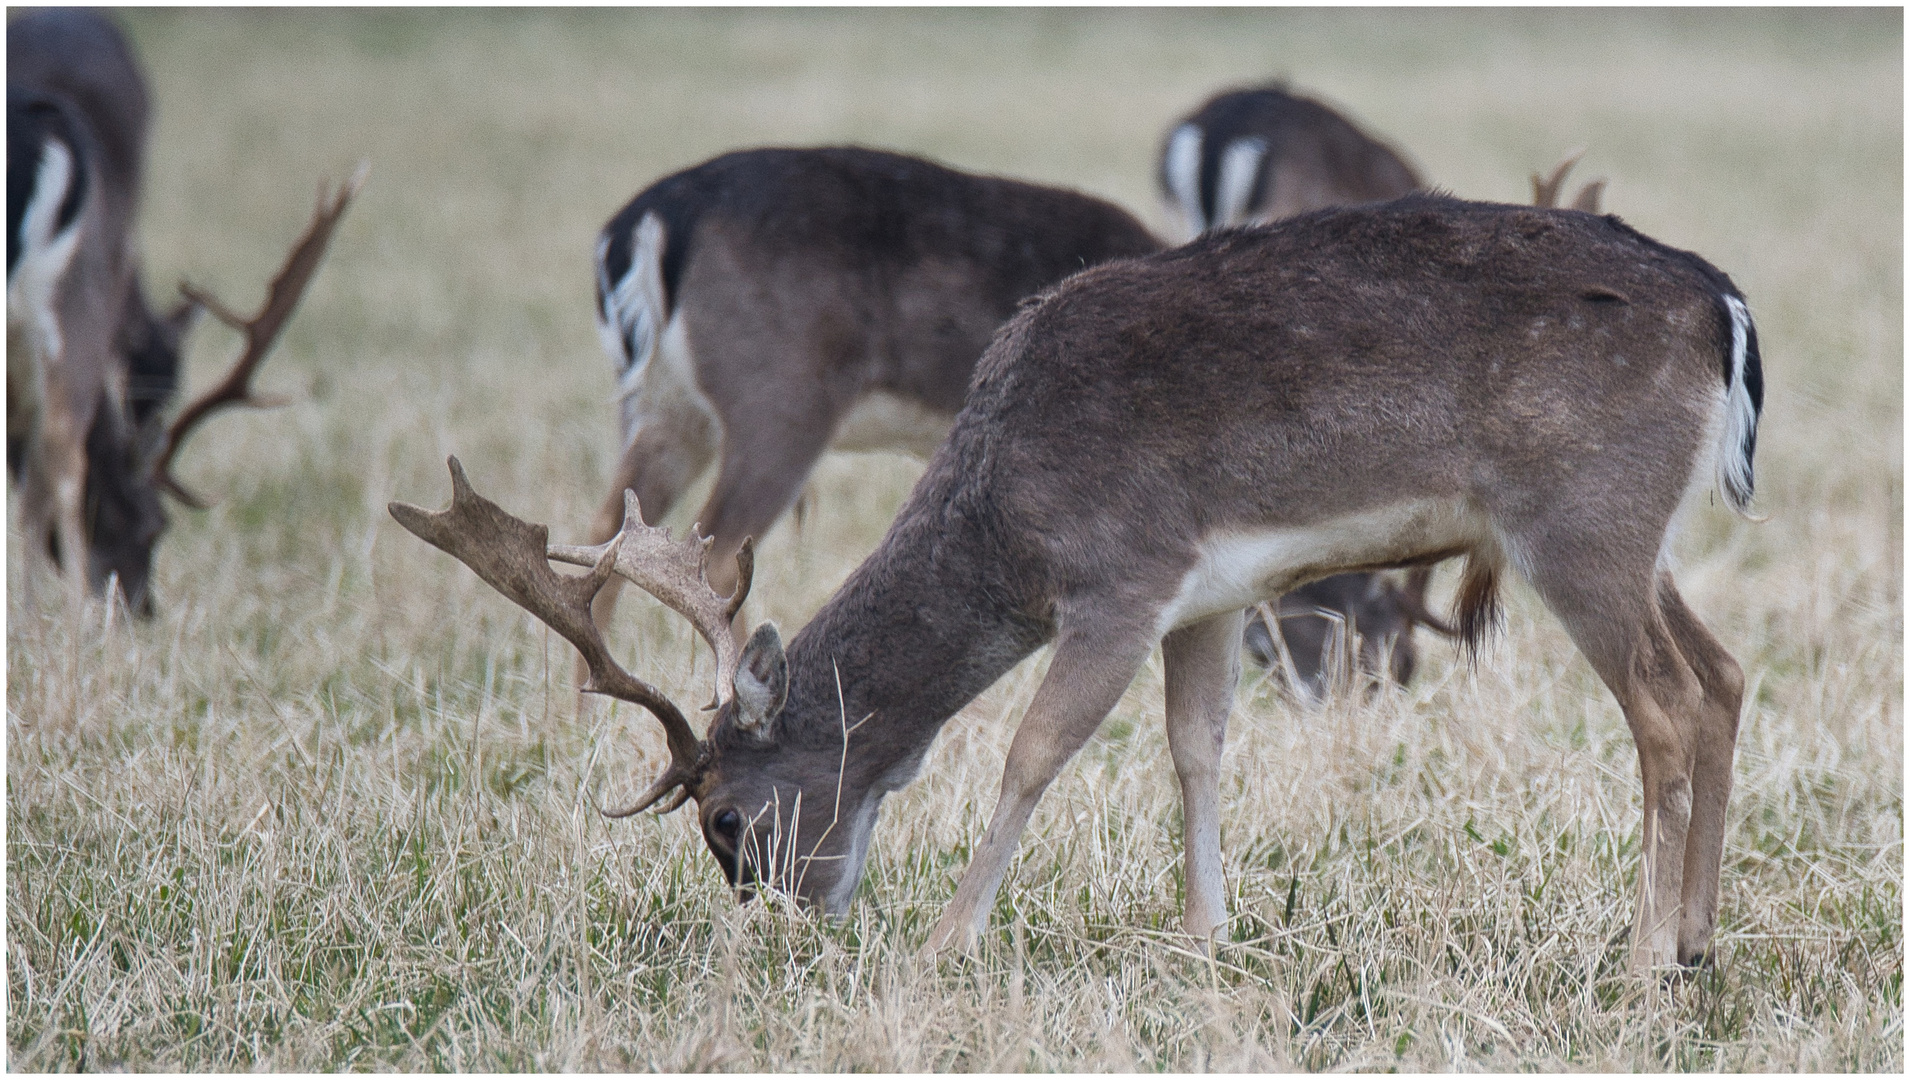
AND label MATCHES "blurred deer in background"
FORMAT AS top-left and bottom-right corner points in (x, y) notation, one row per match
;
(397, 192), (1761, 974)
(1159, 83), (1423, 238)
(7, 8), (361, 614)
(1161, 83), (1451, 694)
(584, 146), (1161, 617)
